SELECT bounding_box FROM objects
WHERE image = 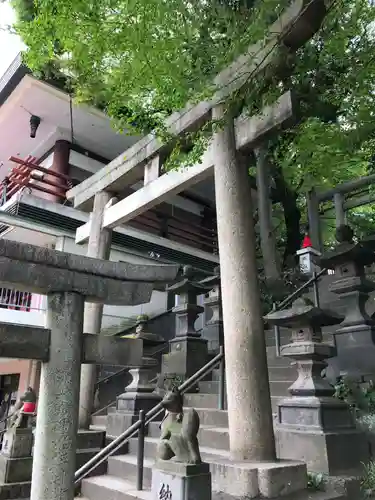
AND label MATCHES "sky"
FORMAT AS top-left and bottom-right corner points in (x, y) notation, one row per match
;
(0, 2), (24, 76)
